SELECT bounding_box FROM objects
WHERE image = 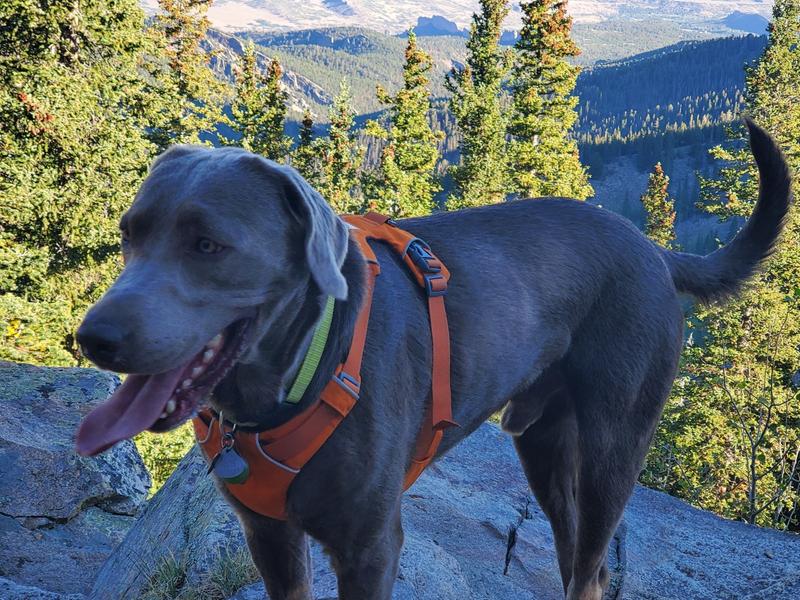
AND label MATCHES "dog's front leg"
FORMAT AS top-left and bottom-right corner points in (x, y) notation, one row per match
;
(237, 508), (313, 600)
(327, 504), (403, 600)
